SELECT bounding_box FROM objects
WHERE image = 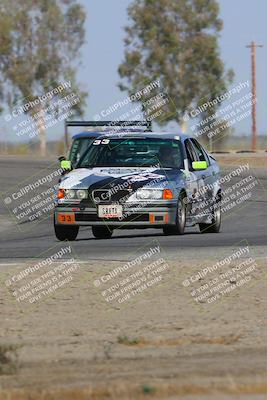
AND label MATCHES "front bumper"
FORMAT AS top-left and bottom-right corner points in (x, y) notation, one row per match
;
(54, 202), (177, 228)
